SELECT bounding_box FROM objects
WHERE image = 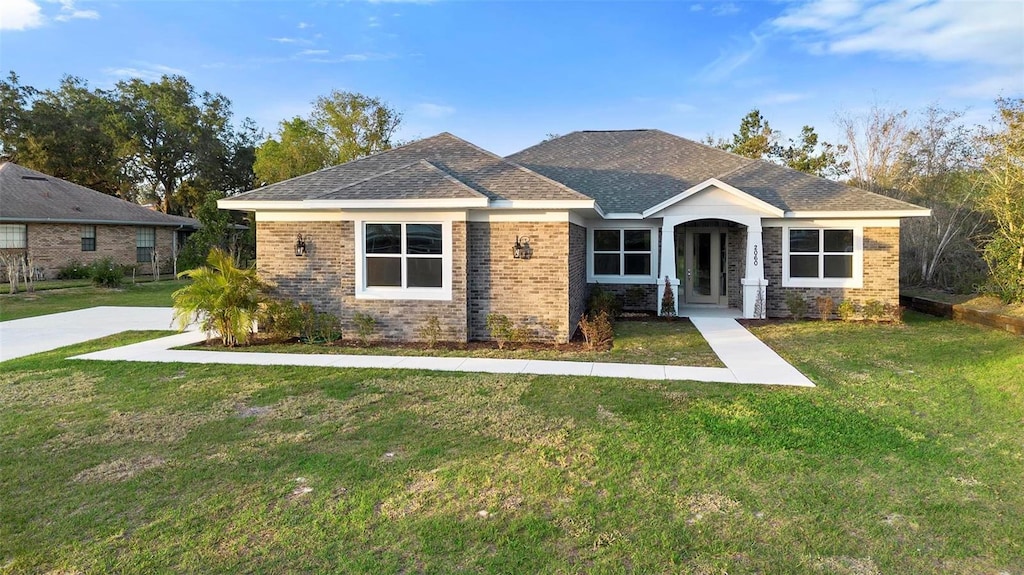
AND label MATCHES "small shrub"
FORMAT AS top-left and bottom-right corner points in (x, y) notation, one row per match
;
(883, 303), (904, 324)
(660, 276), (676, 317)
(57, 260), (91, 280)
(485, 313), (514, 349)
(418, 315), (443, 348)
(310, 311), (343, 343)
(258, 299), (303, 341)
(863, 299), (885, 322)
(785, 292), (808, 320)
(589, 285), (621, 318)
(511, 326), (532, 344)
(837, 299), (857, 321)
(90, 258), (124, 288)
(352, 312), (377, 345)
(172, 248), (267, 347)
(816, 296), (835, 321)
(579, 310), (614, 350)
